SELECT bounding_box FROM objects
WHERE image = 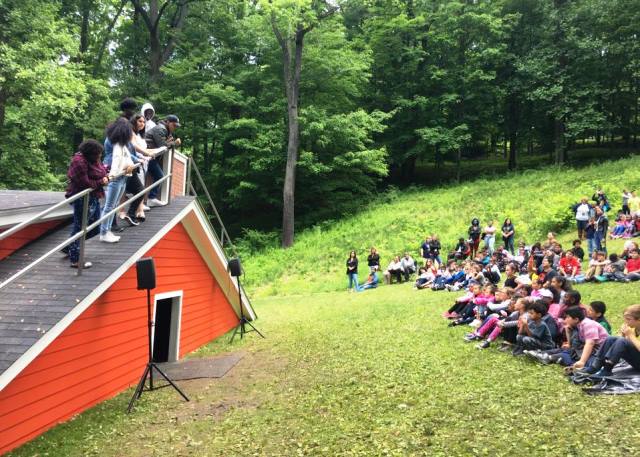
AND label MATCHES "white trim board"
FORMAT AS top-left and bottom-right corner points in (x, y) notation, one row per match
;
(152, 291), (183, 363)
(0, 203), (195, 393)
(181, 202), (256, 320)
